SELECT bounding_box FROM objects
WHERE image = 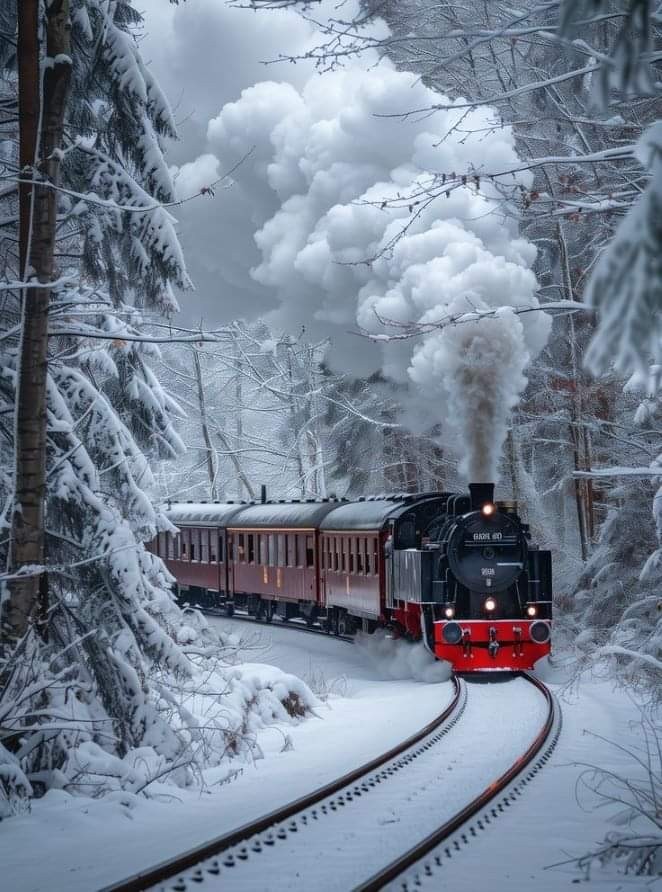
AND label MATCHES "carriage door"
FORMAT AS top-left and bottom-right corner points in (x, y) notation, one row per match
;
(226, 532), (235, 596)
(319, 534), (327, 608)
(385, 524), (395, 609)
